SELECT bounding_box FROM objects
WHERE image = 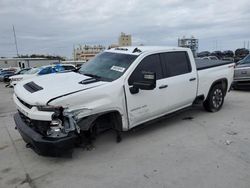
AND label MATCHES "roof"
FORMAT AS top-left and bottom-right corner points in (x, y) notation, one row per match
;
(106, 46), (189, 55)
